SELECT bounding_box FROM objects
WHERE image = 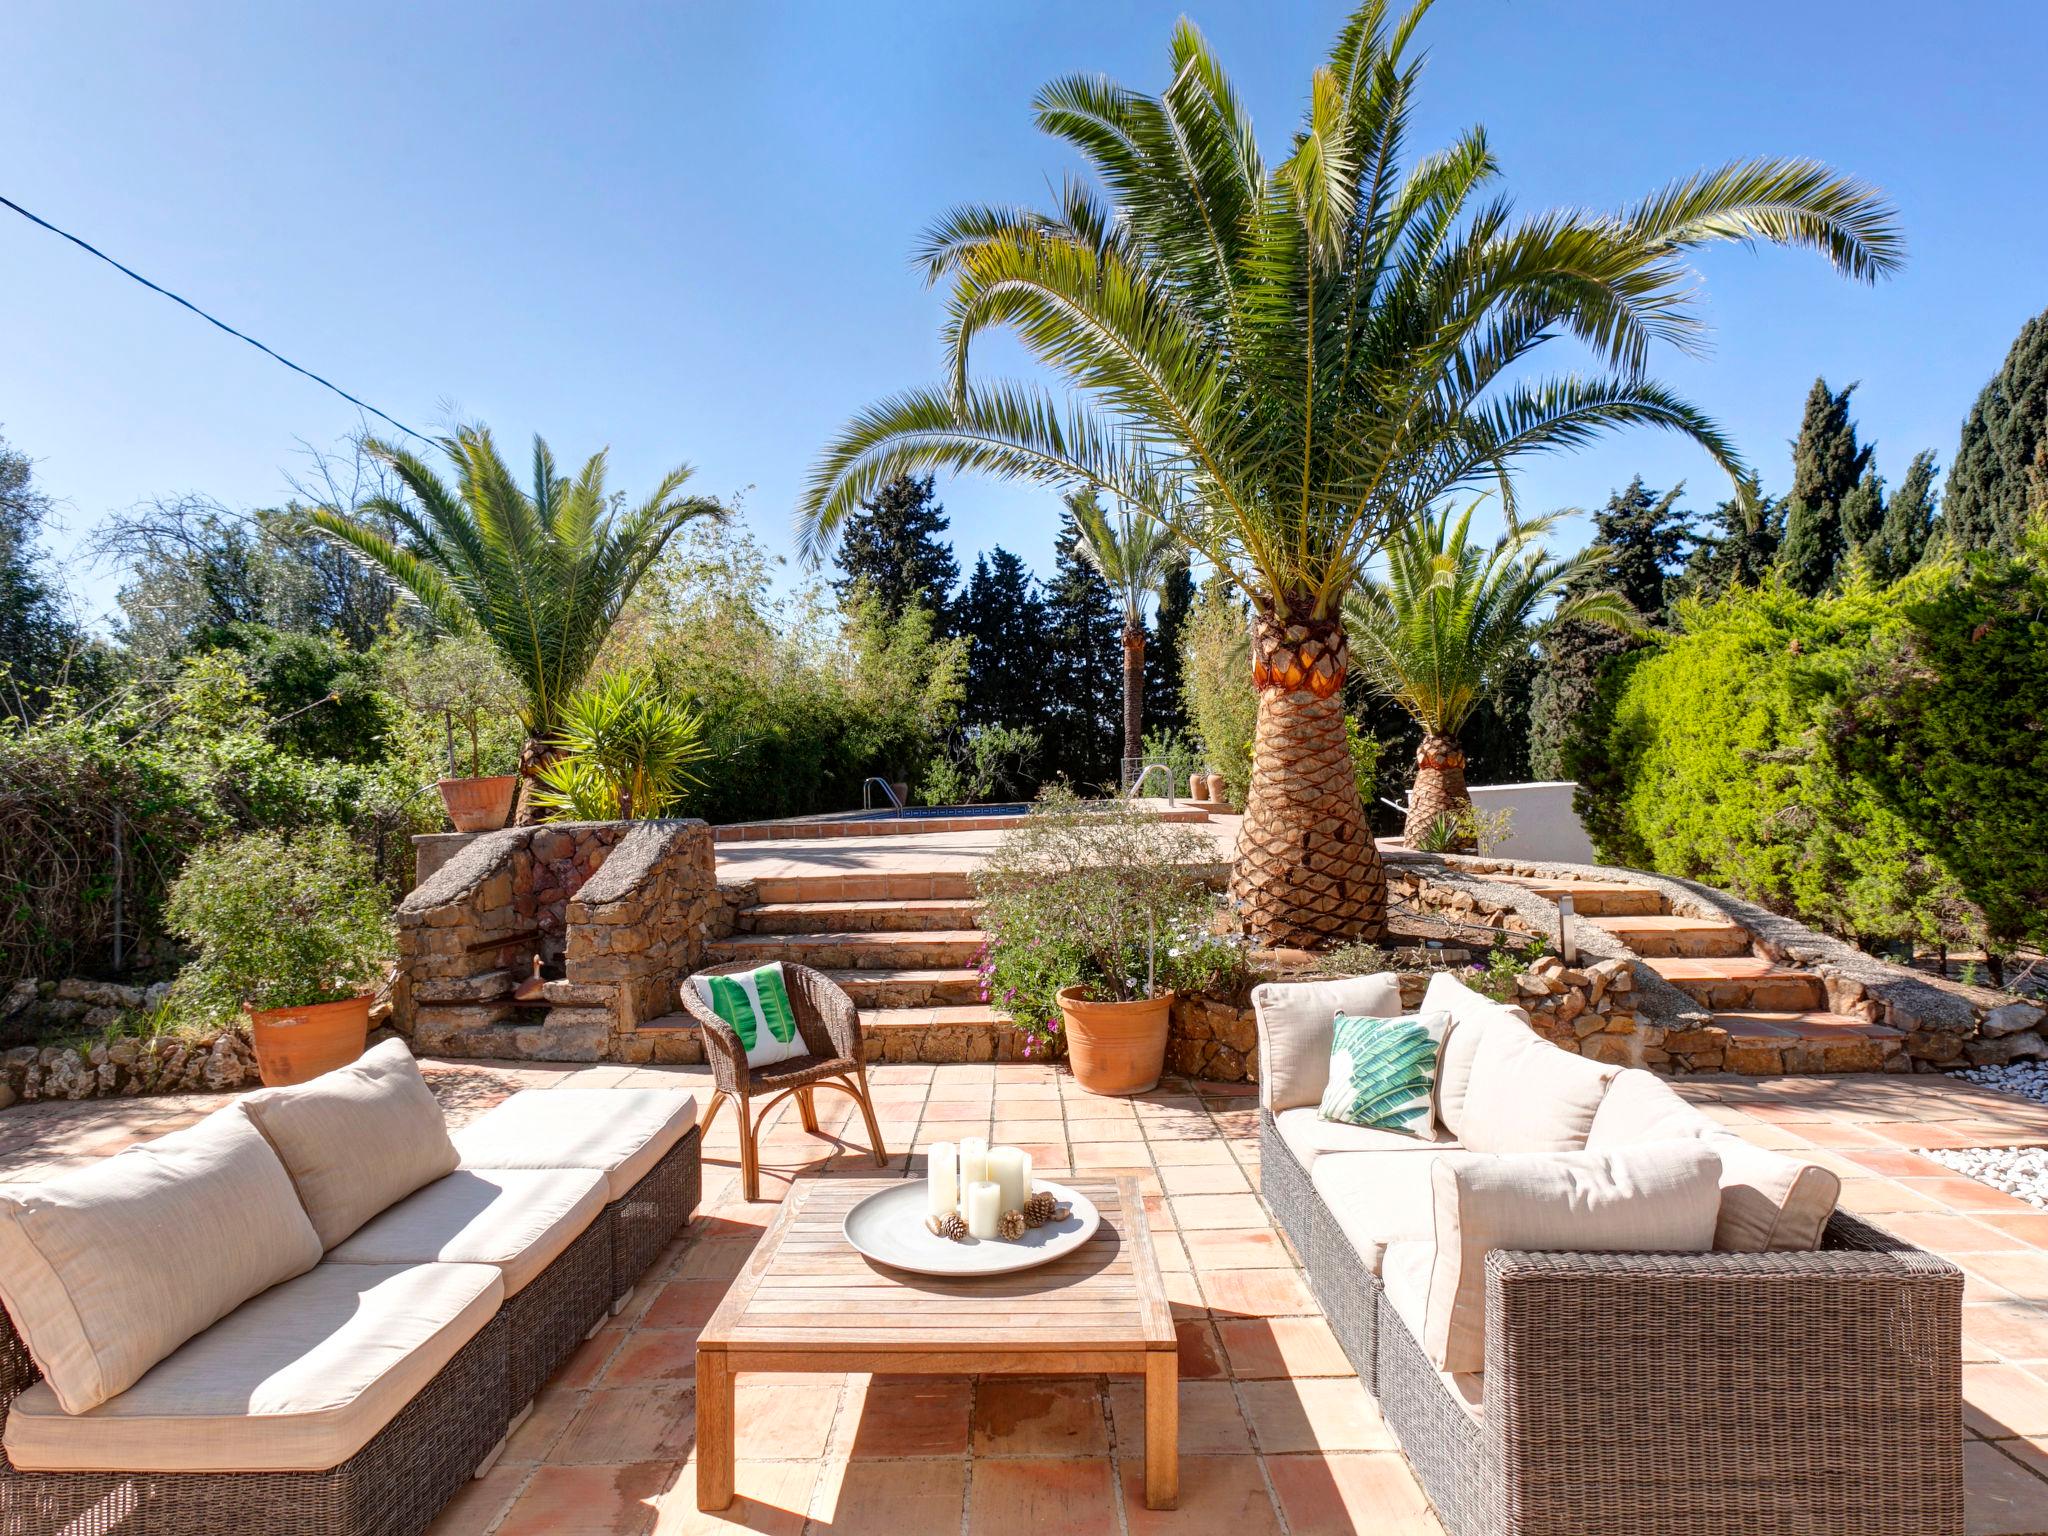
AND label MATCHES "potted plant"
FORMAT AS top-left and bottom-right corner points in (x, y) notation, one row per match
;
(165, 827), (396, 1086)
(976, 788), (1225, 1094)
(382, 633), (522, 832)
